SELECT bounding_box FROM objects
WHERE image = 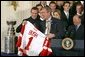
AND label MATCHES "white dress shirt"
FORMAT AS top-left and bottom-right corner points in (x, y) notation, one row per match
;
(64, 11), (69, 19)
(45, 17), (52, 35)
